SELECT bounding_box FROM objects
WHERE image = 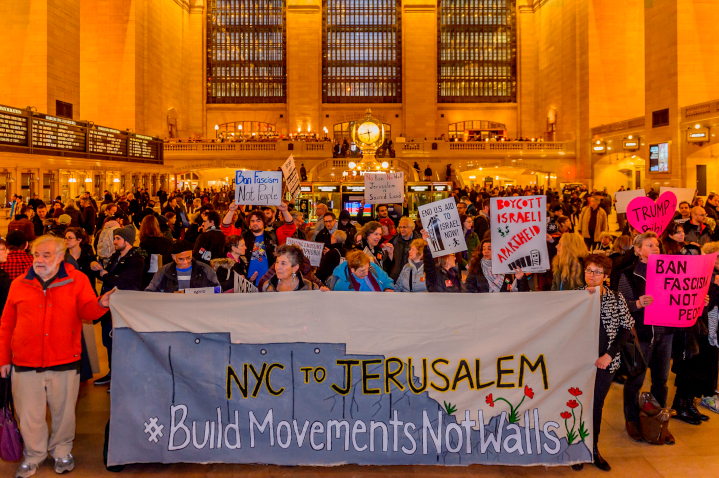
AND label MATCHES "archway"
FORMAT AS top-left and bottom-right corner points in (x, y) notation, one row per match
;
(459, 165), (554, 189)
(593, 153), (645, 193)
(685, 142), (719, 197)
